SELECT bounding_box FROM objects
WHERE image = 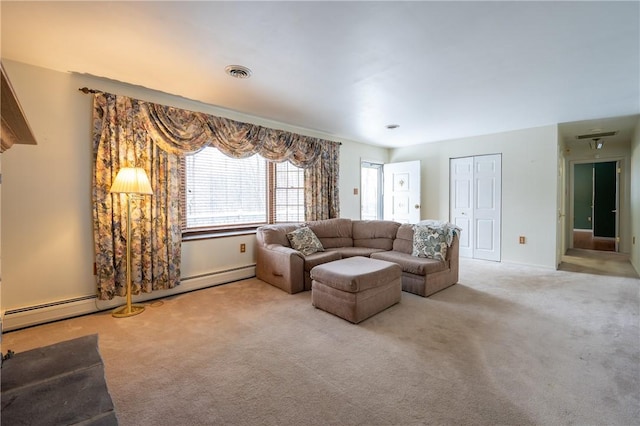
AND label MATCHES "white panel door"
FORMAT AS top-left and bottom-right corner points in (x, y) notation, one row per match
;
(450, 154), (501, 261)
(383, 160), (421, 223)
(473, 154), (501, 261)
(450, 157), (473, 258)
